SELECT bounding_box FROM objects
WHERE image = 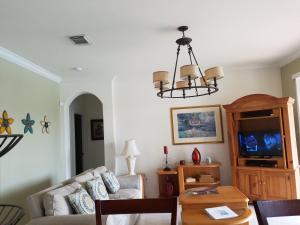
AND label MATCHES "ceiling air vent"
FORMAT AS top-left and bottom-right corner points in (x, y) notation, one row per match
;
(69, 35), (91, 45)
